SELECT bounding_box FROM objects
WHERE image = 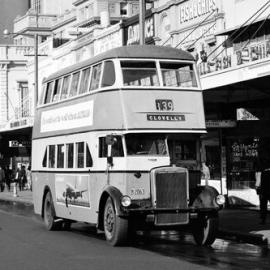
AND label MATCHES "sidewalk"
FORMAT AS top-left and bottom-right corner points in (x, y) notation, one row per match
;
(0, 189), (270, 247)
